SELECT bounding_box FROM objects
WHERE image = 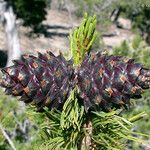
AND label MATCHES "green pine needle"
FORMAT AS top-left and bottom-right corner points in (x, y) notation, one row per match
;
(70, 13), (97, 65)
